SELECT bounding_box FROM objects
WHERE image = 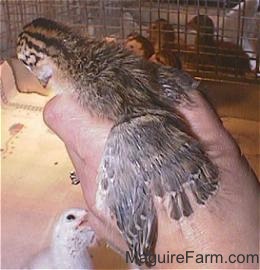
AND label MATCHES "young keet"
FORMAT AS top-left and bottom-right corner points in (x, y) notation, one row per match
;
(17, 18), (219, 266)
(125, 33), (155, 59)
